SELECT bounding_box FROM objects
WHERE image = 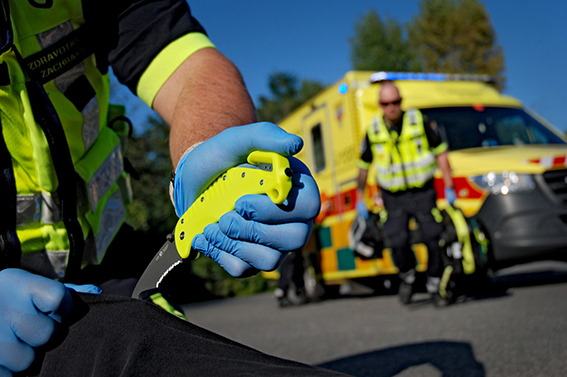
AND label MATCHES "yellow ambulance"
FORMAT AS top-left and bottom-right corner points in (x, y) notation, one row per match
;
(268, 71), (567, 293)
